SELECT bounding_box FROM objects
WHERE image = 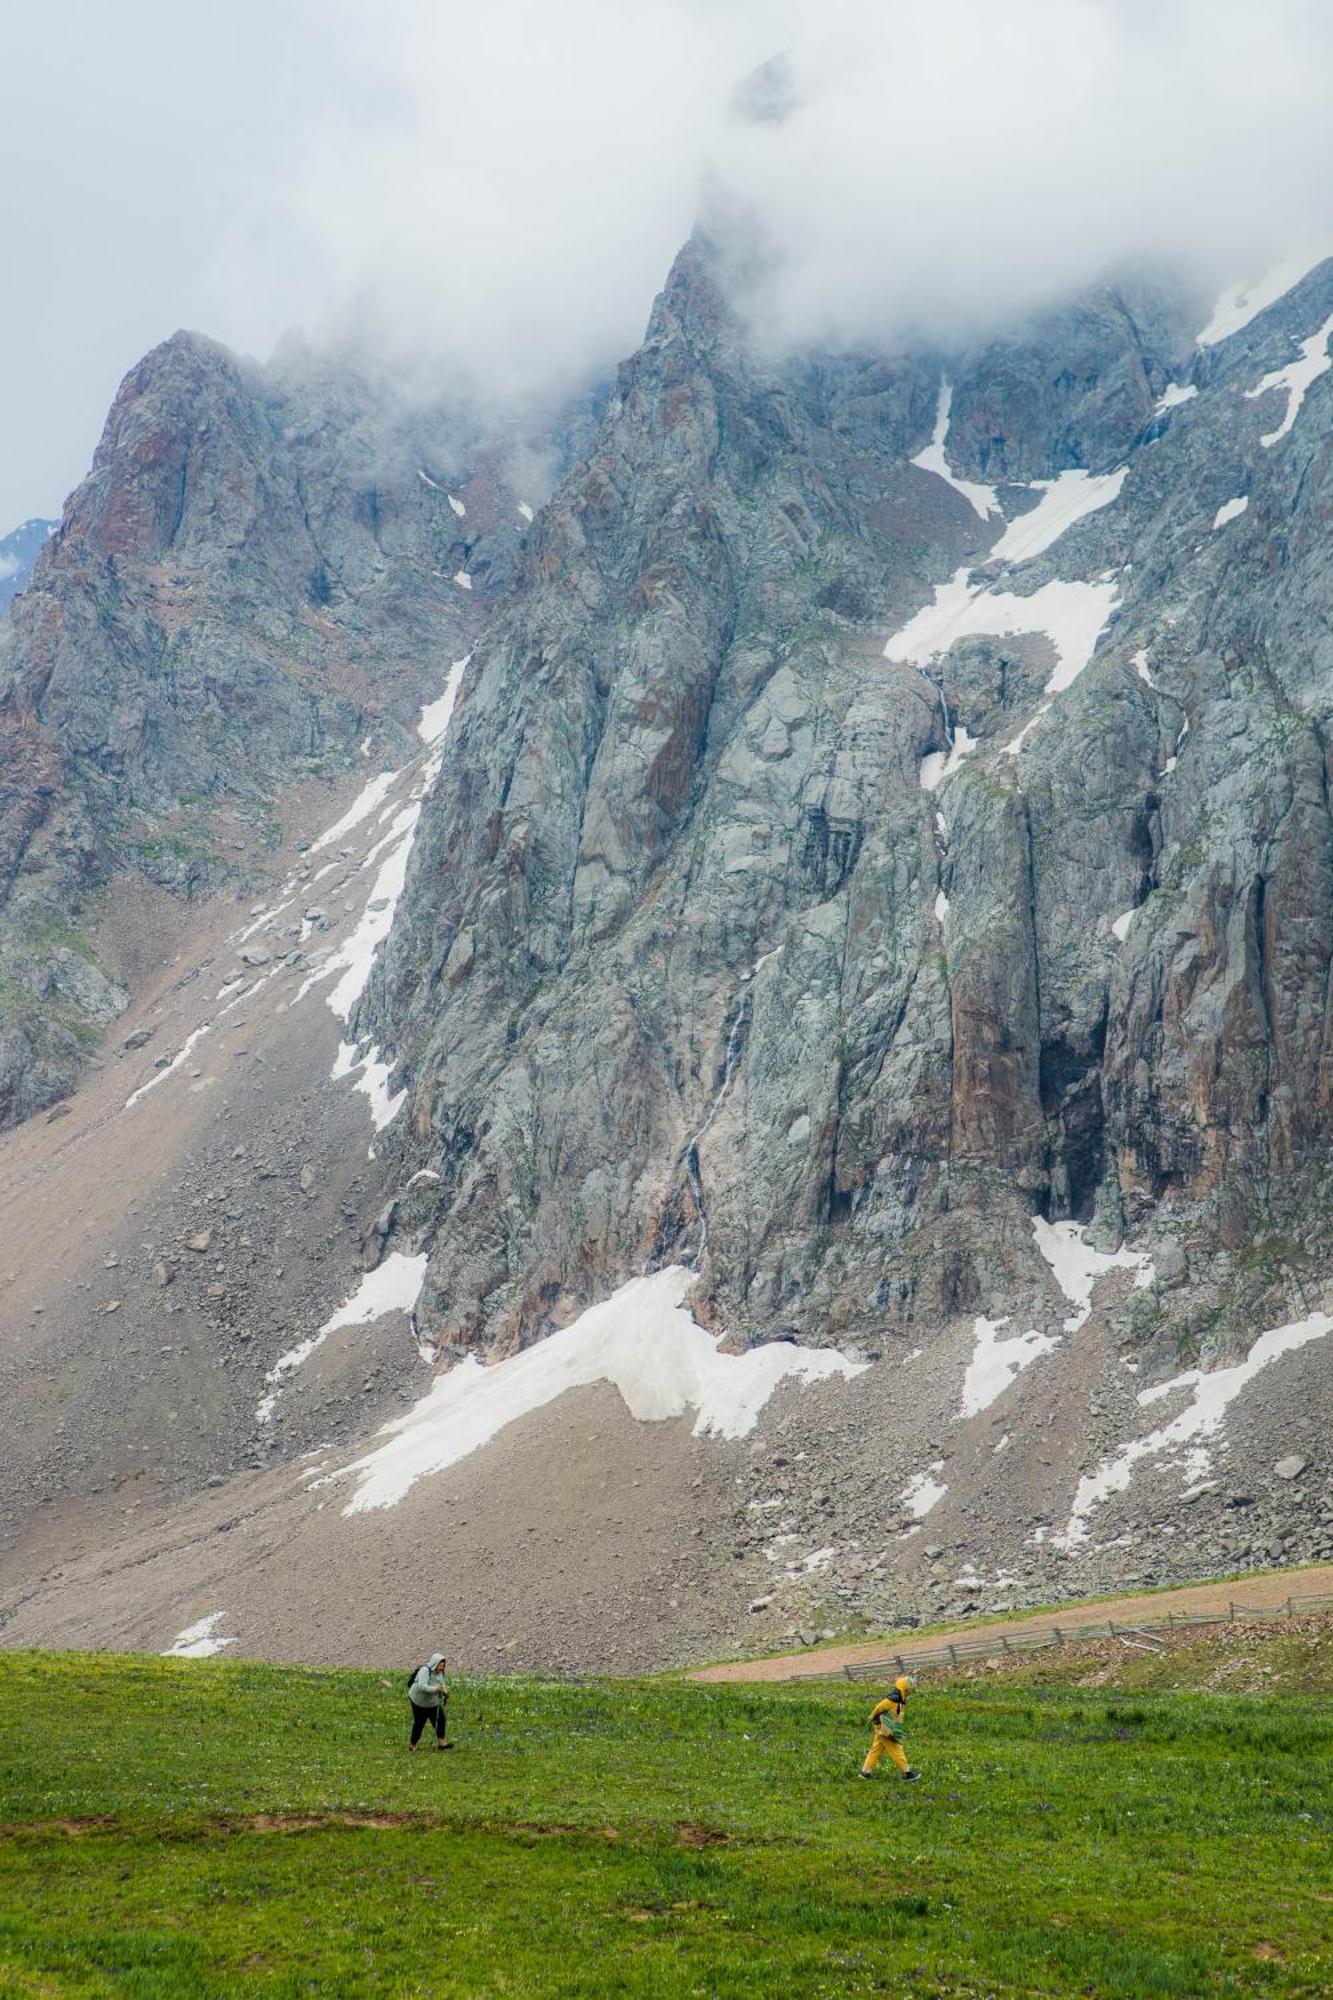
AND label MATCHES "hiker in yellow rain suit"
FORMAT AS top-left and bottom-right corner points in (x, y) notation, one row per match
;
(860, 1674), (920, 1780)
